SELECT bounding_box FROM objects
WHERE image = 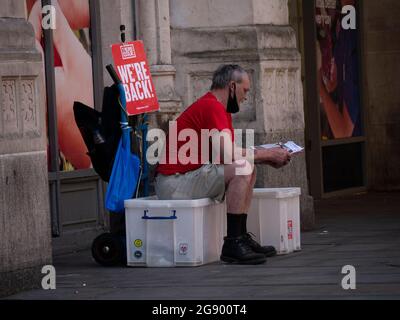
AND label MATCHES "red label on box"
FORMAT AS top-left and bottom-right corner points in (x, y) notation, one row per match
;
(288, 220), (293, 240)
(111, 41), (159, 115)
(179, 243), (188, 255)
